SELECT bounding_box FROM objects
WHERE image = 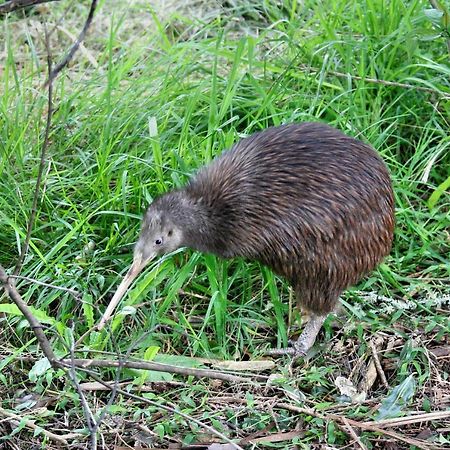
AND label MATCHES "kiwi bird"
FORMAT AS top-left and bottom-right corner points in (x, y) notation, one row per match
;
(98, 122), (395, 357)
